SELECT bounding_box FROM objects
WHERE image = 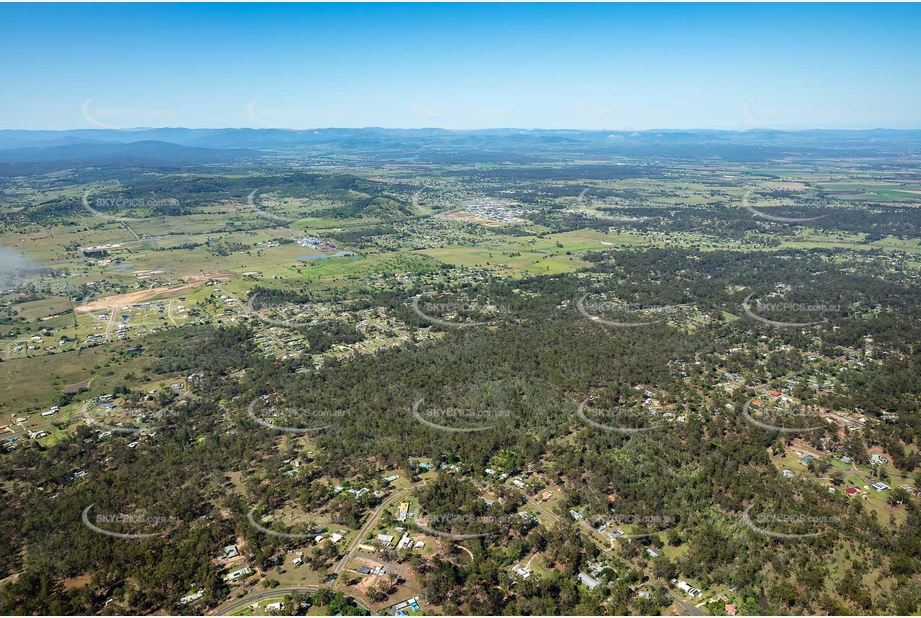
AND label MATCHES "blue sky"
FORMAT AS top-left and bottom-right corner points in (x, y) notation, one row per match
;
(2, 3), (919, 130)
